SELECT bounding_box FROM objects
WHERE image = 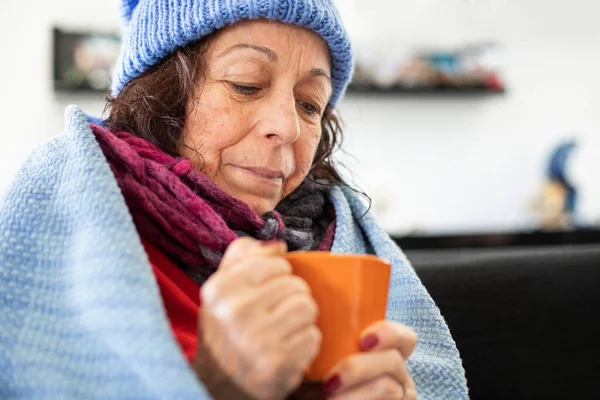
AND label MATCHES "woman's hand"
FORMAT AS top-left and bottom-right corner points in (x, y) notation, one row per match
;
(323, 321), (418, 400)
(193, 237), (321, 400)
